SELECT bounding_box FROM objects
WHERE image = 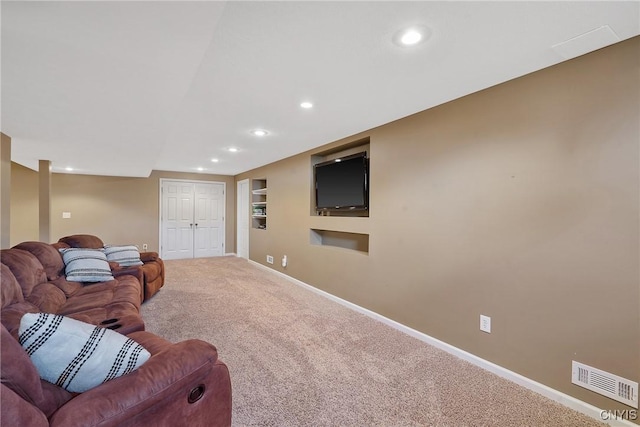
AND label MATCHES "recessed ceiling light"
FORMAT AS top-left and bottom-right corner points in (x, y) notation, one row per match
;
(228, 147), (238, 152)
(211, 158), (219, 163)
(401, 30), (422, 45)
(65, 167), (73, 171)
(393, 26), (430, 47)
(251, 129), (268, 137)
(196, 167), (204, 172)
(300, 101), (313, 109)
